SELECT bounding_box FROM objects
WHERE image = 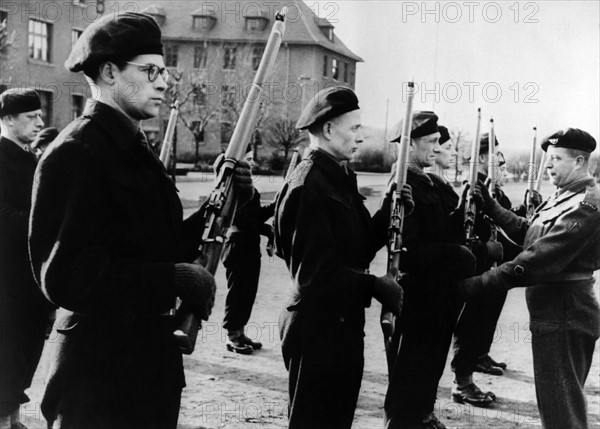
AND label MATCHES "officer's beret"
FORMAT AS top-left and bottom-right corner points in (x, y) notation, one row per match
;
(479, 132), (499, 155)
(31, 127), (59, 151)
(65, 12), (163, 75)
(541, 128), (596, 153)
(438, 125), (451, 144)
(0, 88), (41, 118)
(388, 111), (439, 142)
(296, 86), (359, 130)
